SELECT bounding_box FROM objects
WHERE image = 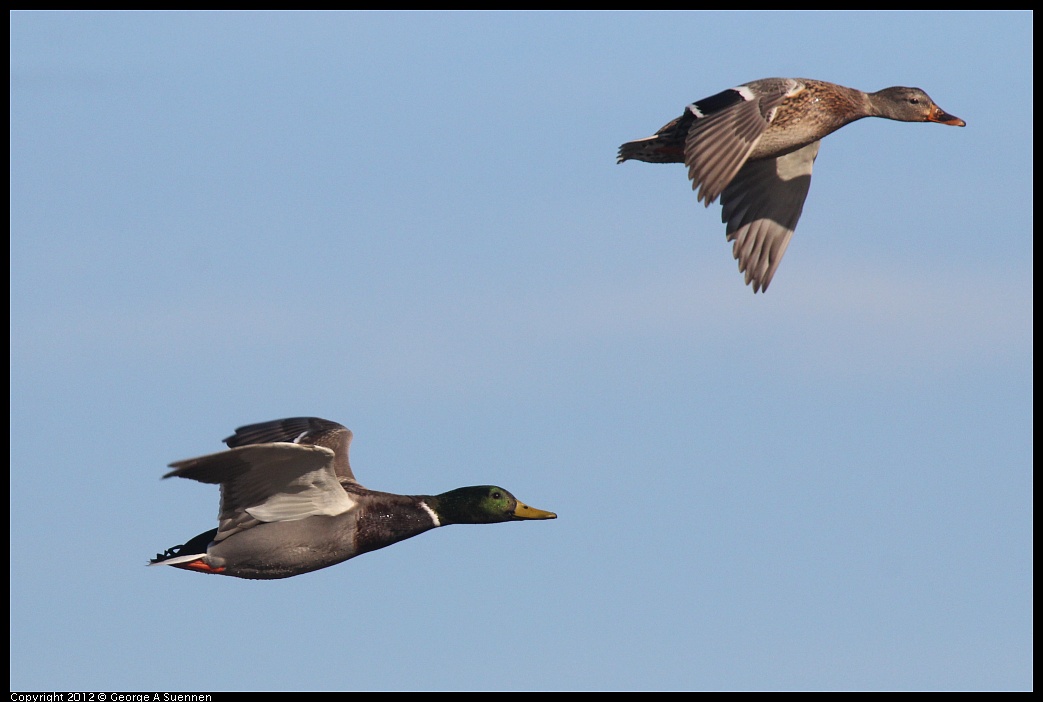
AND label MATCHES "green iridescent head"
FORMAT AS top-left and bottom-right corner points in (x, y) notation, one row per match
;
(430, 485), (557, 526)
